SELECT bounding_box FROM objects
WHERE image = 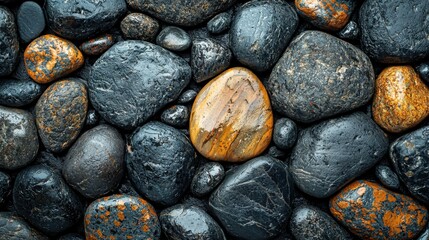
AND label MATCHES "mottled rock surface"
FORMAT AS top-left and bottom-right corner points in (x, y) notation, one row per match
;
(0, 6), (19, 76)
(0, 212), (47, 240)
